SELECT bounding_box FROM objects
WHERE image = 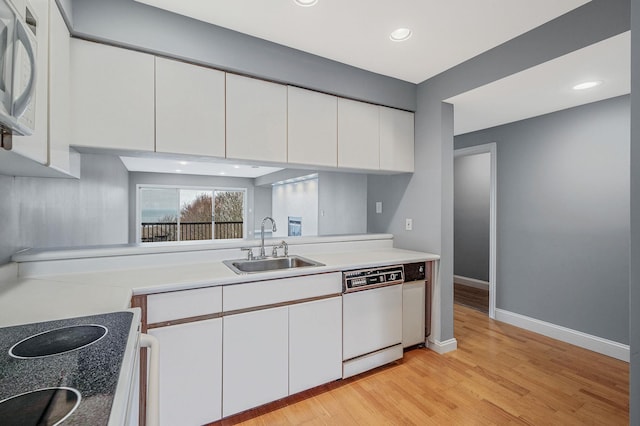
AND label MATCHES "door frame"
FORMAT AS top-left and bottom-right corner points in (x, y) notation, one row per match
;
(454, 142), (497, 319)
